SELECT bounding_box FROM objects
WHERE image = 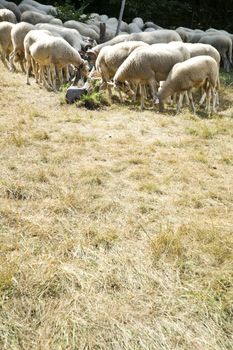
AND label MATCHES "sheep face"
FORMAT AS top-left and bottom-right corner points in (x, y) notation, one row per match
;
(86, 49), (97, 64)
(84, 38), (97, 51)
(114, 81), (135, 98)
(79, 60), (90, 81)
(72, 60), (90, 84)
